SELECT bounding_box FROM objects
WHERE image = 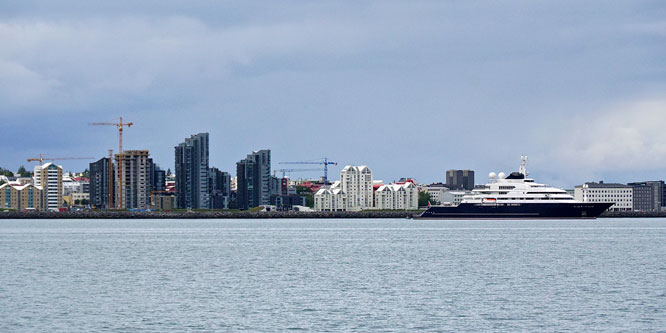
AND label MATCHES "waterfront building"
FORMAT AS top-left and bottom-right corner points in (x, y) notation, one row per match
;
(236, 150), (271, 210)
(152, 193), (176, 210)
(209, 167), (231, 209)
(574, 182), (633, 212)
(89, 157), (114, 209)
(34, 163), (63, 210)
(115, 150), (152, 209)
(175, 133), (210, 209)
(0, 183), (42, 210)
(420, 183), (450, 205)
(314, 182), (347, 211)
(446, 169), (475, 191)
(374, 182), (419, 210)
(341, 165), (373, 210)
(314, 165), (373, 211)
(439, 190), (467, 206)
(628, 181), (664, 212)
